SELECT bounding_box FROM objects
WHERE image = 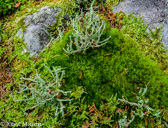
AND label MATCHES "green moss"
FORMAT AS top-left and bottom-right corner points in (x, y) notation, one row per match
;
(34, 27), (168, 110)
(17, 17), (28, 33)
(105, 0), (123, 6)
(163, 110), (168, 122)
(0, 46), (4, 56)
(0, 93), (28, 124)
(116, 12), (168, 74)
(49, 0), (78, 16)
(1, 1), (168, 127)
